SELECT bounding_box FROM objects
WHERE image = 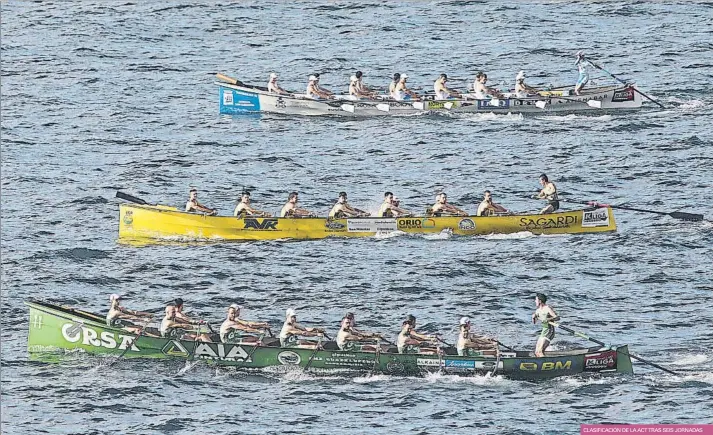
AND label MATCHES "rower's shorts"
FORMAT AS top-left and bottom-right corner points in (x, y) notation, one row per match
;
(540, 327), (555, 342)
(577, 73), (589, 87)
(549, 200), (560, 211)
